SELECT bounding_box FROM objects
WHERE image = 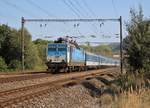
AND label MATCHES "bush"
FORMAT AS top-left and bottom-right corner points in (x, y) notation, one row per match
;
(116, 74), (146, 92)
(0, 57), (7, 72)
(9, 60), (21, 70)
